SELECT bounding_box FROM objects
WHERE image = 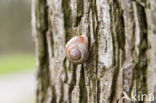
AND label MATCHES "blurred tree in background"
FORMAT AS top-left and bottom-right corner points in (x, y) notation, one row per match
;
(0, 0), (33, 53)
(0, 0), (35, 75)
